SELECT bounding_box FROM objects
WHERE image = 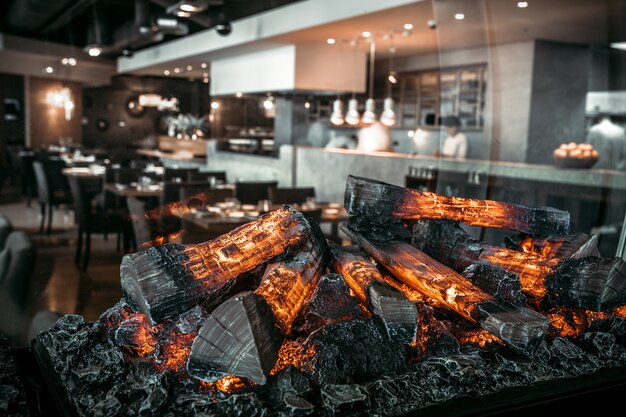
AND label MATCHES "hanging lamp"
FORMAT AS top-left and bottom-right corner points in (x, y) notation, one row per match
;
(330, 98), (345, 125)
(380, 43), (397, 126)
(345, 38), (361, 125)
(361, 37), (377, 125)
